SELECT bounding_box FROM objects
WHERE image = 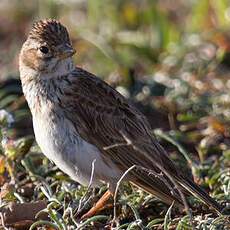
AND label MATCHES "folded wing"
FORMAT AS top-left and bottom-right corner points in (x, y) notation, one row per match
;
(61, 67), (222, 213)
